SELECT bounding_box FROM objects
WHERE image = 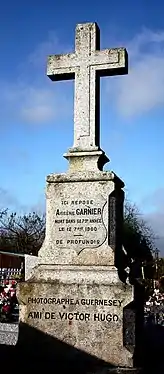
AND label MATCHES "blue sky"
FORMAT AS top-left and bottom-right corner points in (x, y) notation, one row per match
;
(0, 0), (164, 251)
